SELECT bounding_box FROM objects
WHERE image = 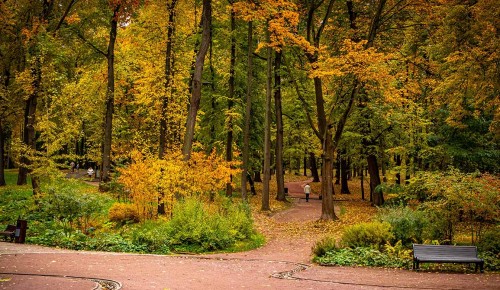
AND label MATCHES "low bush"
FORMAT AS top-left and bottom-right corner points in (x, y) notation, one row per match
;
(168, 197), (255, 252)
(314, 243), (412, 268)
(477, 227), (500, 254)
(108, 202), (140, 224)
(377, 206), (429, 246)
(341, 221), (394, 249)
(128, 220), (171, 254)
(312, 236), (338, 257)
